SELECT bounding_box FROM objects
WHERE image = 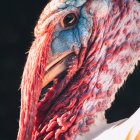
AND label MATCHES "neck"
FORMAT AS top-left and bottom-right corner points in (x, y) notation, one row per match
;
(75, 0), (140, 138)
